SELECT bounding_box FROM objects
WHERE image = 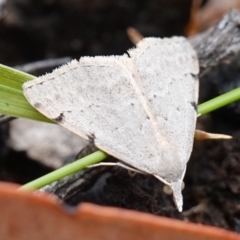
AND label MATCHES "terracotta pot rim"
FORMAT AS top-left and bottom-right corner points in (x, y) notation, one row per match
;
(0, 182), (239, 240)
